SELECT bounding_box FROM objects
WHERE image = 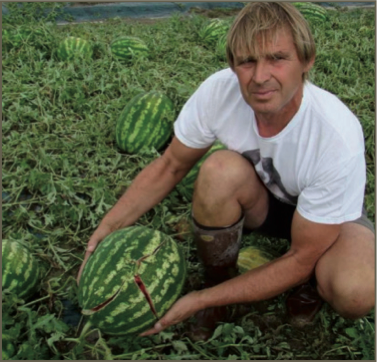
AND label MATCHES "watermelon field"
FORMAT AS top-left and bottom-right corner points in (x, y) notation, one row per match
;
(2, 2), (375, 360)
